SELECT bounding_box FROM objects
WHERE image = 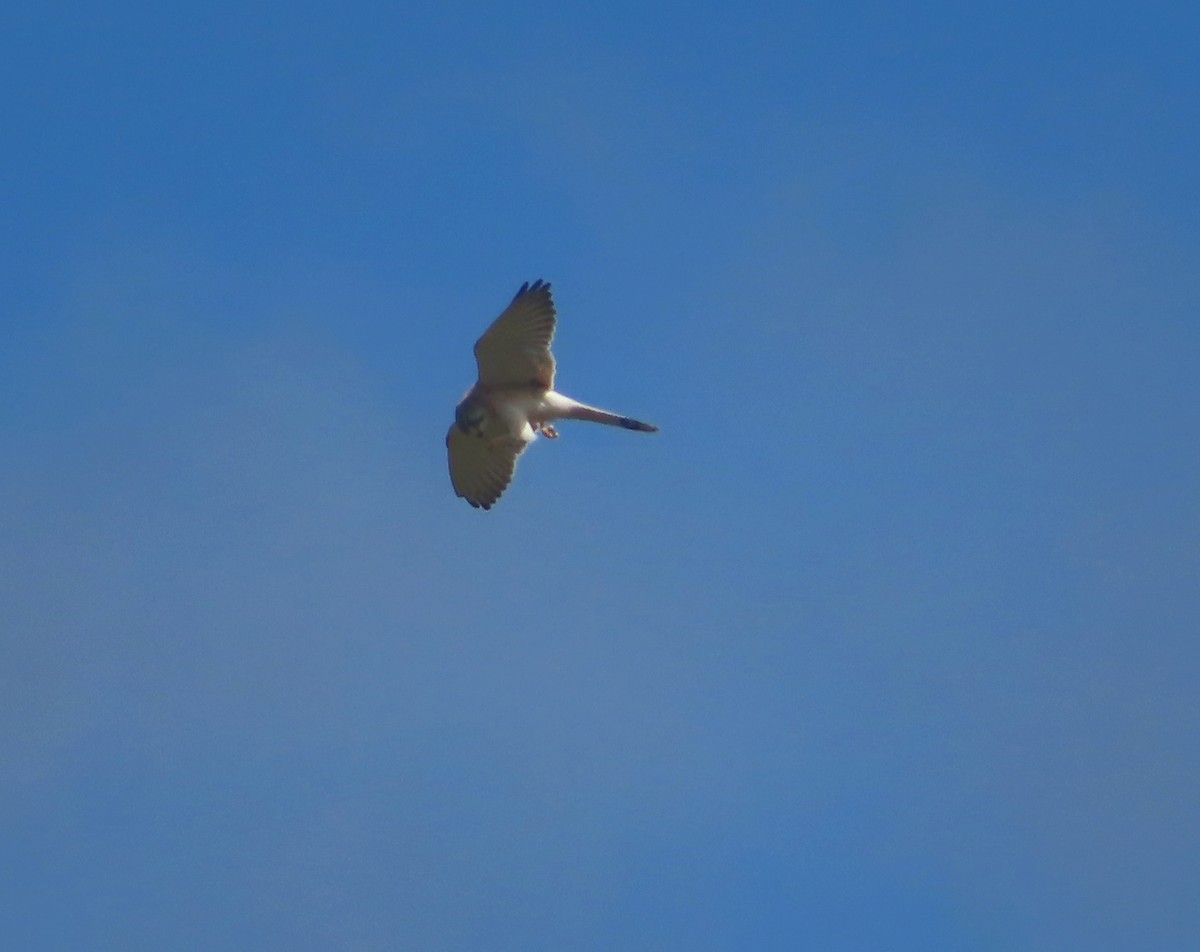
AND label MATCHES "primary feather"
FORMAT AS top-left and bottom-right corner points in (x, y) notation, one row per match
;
(473, 279), (557, 389)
